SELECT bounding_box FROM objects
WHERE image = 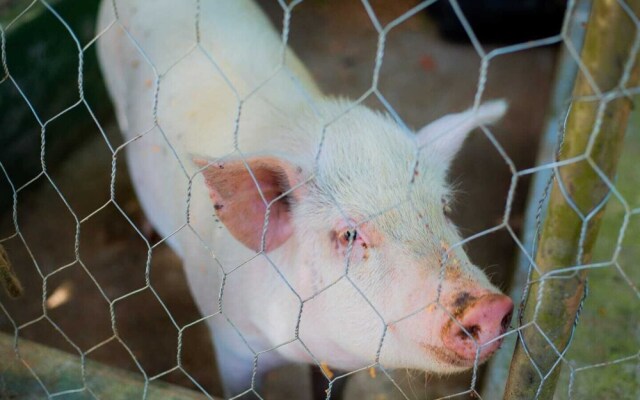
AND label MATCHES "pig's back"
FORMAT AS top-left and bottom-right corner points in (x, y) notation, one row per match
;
(97, 0), (320, 135)
(96, 0), (321, 256)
